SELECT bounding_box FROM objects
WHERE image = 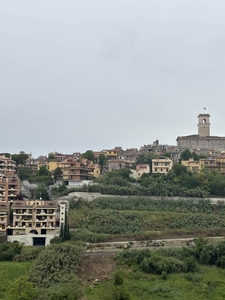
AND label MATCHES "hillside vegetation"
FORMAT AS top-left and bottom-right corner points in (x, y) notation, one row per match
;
(86, 237), (225, 300)
(68, 197), (225, 242)
(52, 166), (225, 198)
